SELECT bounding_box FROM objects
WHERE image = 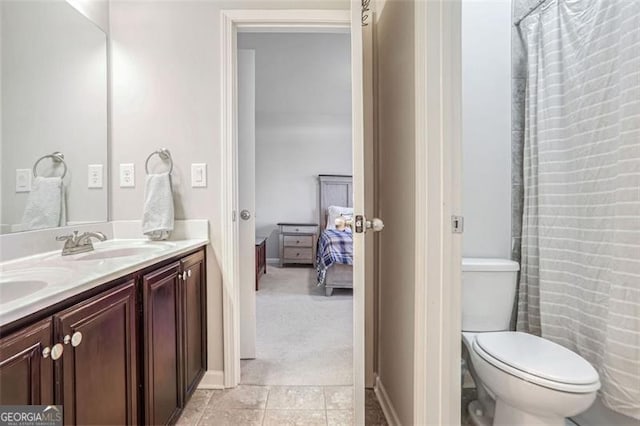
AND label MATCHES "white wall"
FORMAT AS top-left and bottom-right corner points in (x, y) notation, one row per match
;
(238, 33), (352, 258)
(461, 0), (512, 258)
(1, 0), (108, 230)
(109, 0), (350, 378)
